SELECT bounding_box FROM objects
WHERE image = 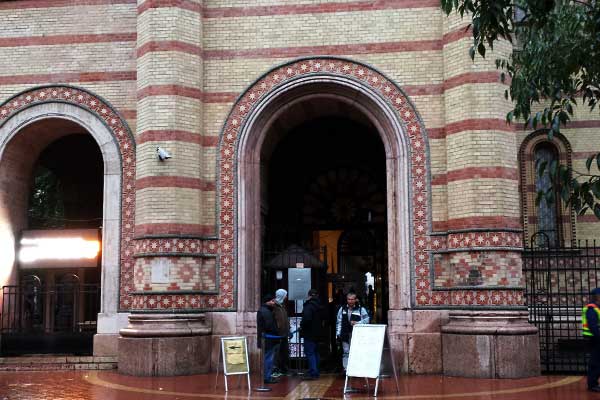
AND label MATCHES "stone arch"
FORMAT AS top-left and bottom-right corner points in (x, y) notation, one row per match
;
(0, 86), (136, 334)
(216, 58), (432, 315)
